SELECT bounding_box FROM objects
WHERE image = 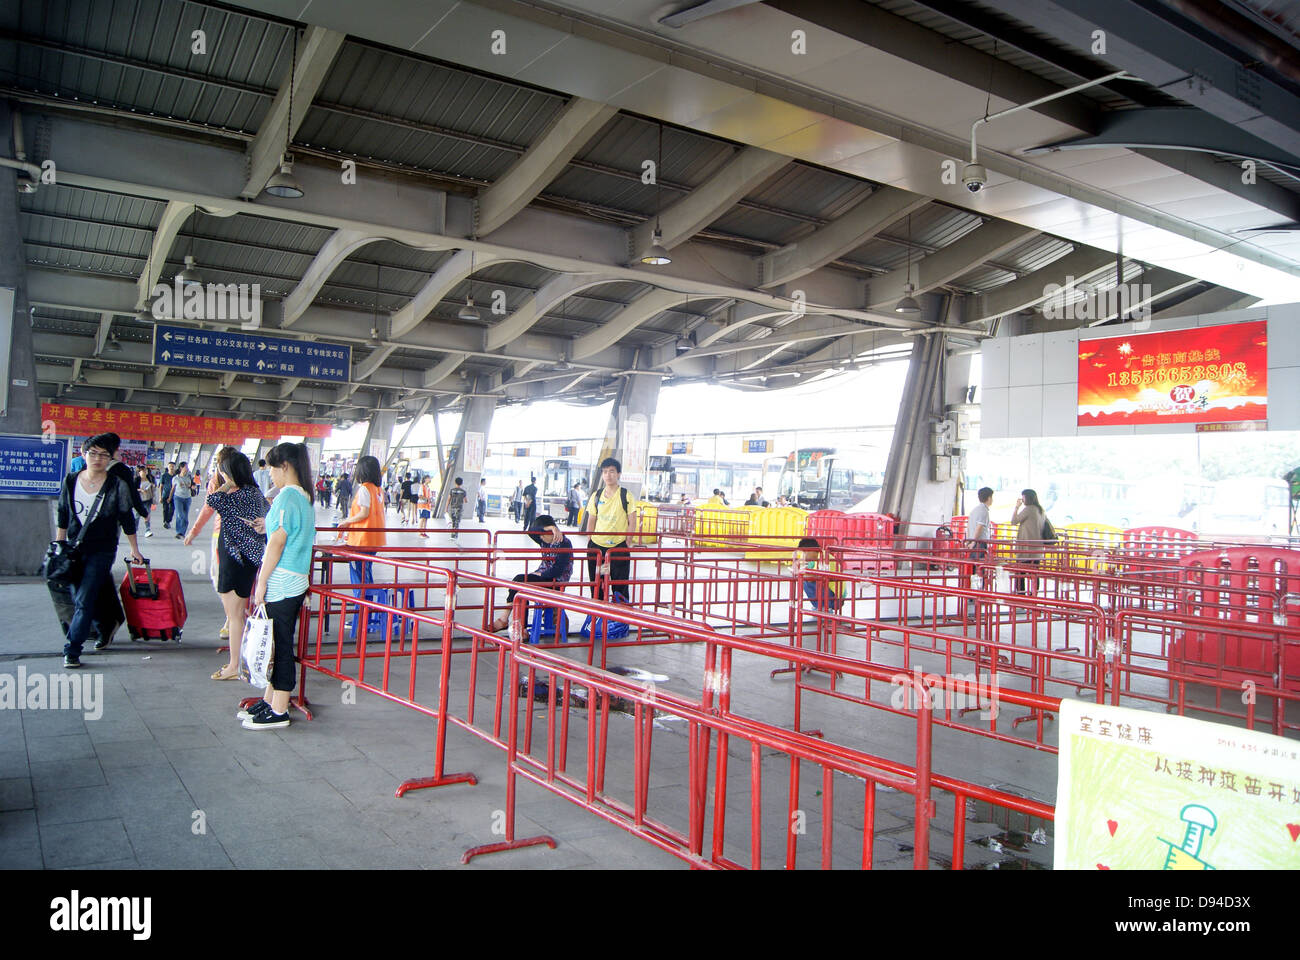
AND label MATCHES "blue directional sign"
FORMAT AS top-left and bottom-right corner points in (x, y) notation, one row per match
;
(0, 434), (69, 497)
(151, 324), (351, 383)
